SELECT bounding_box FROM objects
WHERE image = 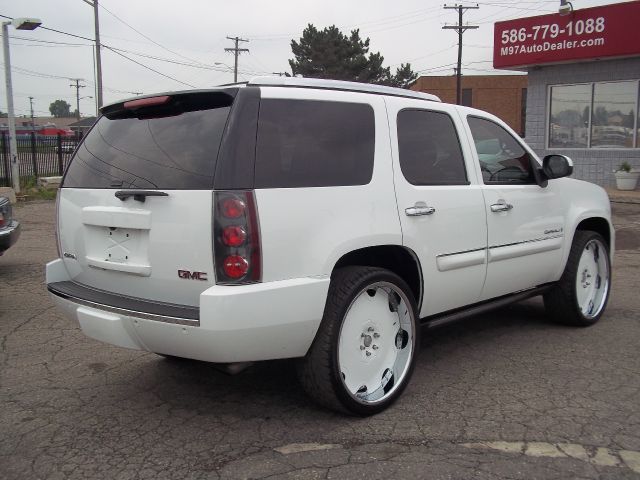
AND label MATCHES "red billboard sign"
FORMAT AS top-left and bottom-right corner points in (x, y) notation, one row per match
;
(494, 1), (640, 69)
